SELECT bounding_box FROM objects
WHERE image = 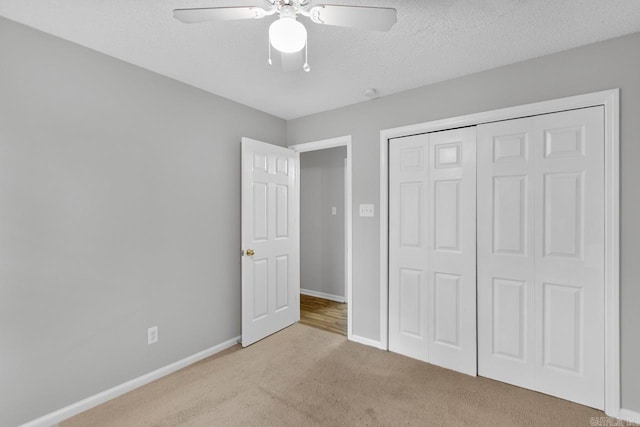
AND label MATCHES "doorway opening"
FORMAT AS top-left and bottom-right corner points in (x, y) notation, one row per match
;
(290, 136), (352, 337)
